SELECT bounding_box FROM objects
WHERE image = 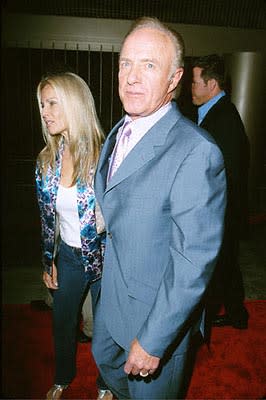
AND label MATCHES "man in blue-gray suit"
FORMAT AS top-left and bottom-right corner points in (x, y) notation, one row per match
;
(92, 17), (227, 400)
